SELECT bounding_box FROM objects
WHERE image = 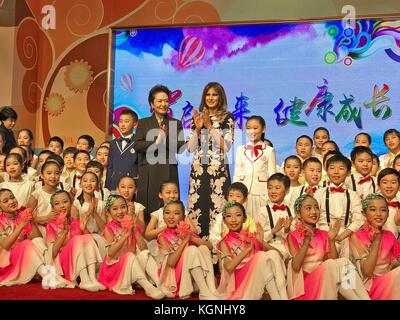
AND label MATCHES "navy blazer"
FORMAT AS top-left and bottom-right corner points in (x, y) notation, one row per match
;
(105, 136), (138, 191)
